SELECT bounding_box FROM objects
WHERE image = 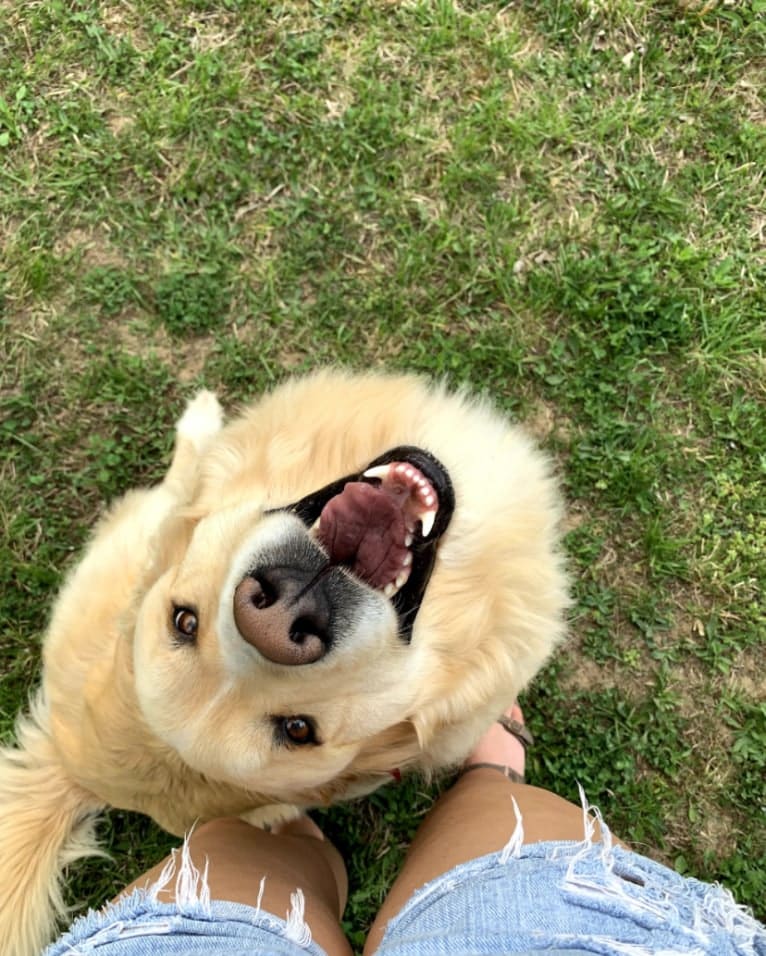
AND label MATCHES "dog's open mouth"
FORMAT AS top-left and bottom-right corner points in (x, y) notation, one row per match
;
(316, 460), (438, 594)
(285, 446), (455, 638)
